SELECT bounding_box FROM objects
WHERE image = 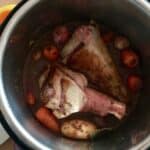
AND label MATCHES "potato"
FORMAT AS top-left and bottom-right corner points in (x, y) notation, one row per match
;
(114, 36), (129, 50)
(61, 119), (97, 140)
